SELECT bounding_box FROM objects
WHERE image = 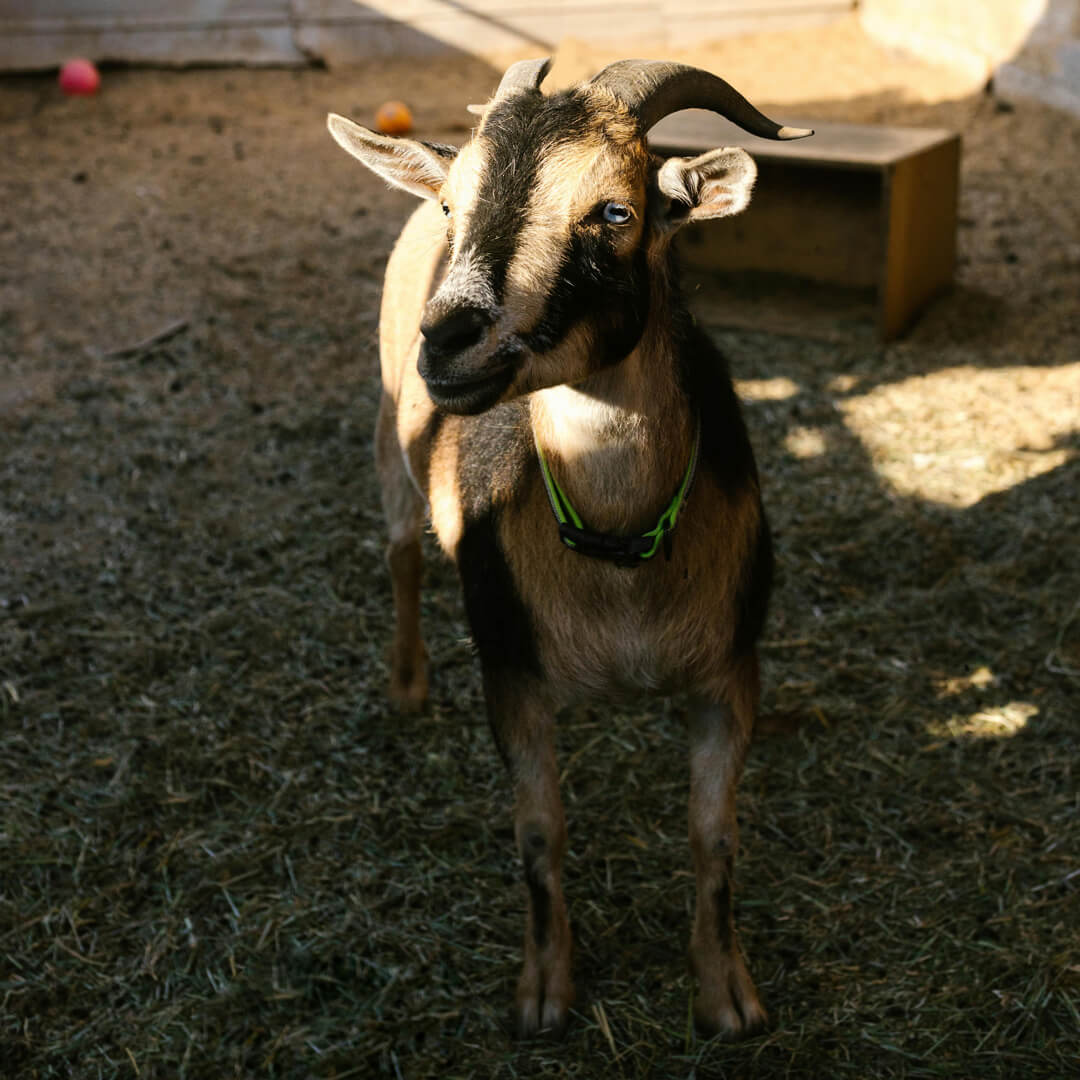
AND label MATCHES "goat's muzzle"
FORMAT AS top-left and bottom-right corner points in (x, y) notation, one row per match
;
(418, 305), (514, 415)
